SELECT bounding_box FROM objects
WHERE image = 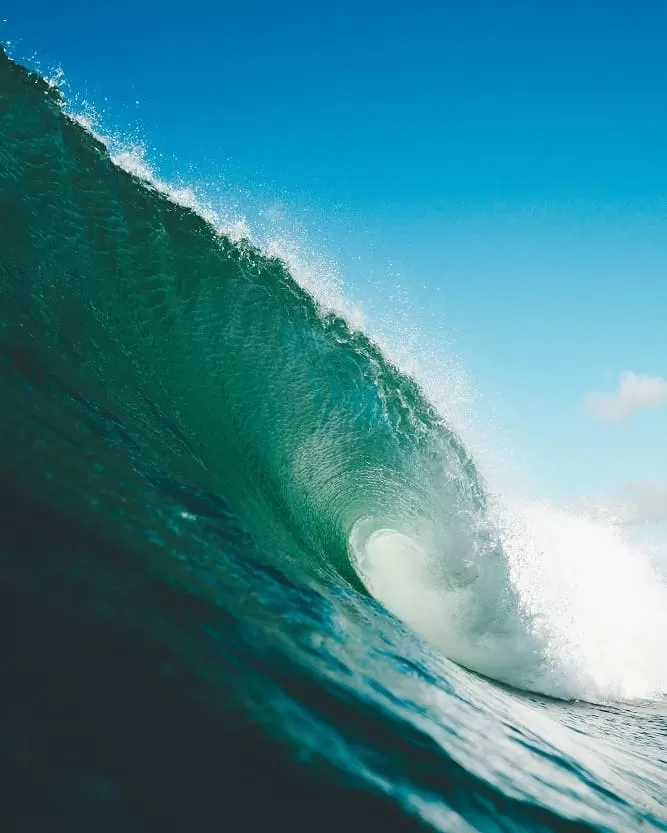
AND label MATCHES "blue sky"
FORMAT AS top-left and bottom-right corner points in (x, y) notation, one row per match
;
(2, 1), (666, 515)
